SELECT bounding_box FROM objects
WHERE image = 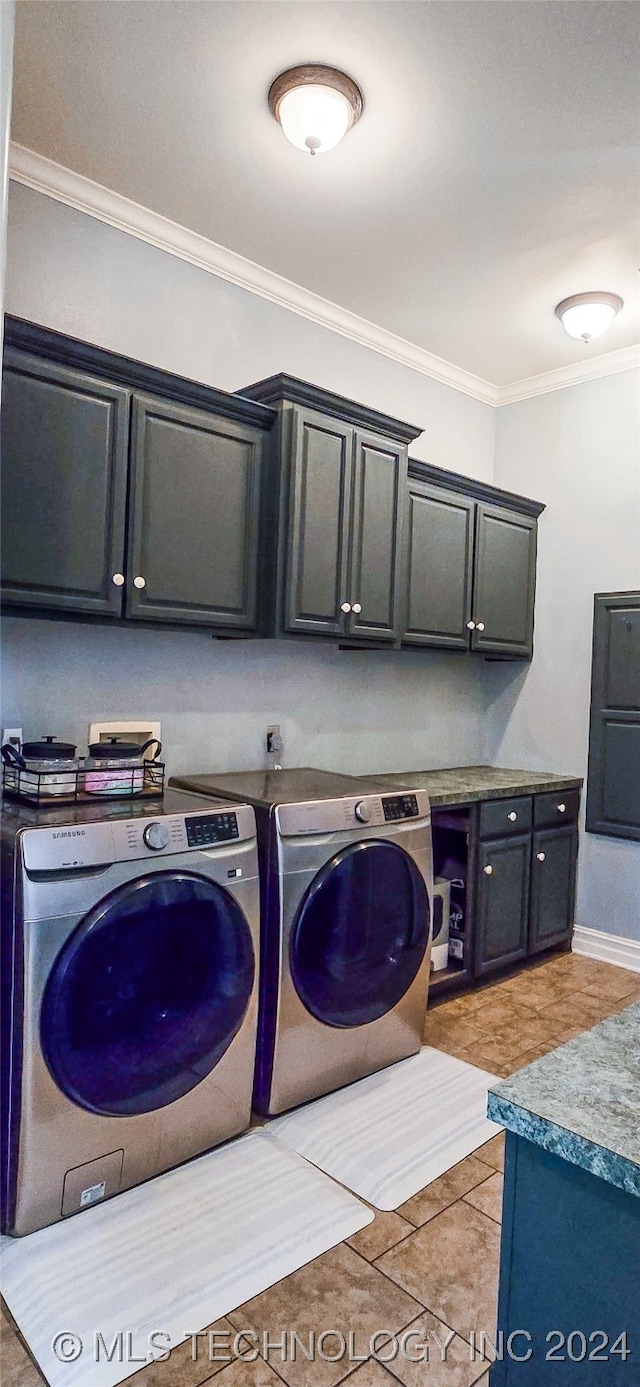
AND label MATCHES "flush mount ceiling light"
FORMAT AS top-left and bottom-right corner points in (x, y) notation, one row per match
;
(268, 64), (363, 156)
(555, 292), (624, 344)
